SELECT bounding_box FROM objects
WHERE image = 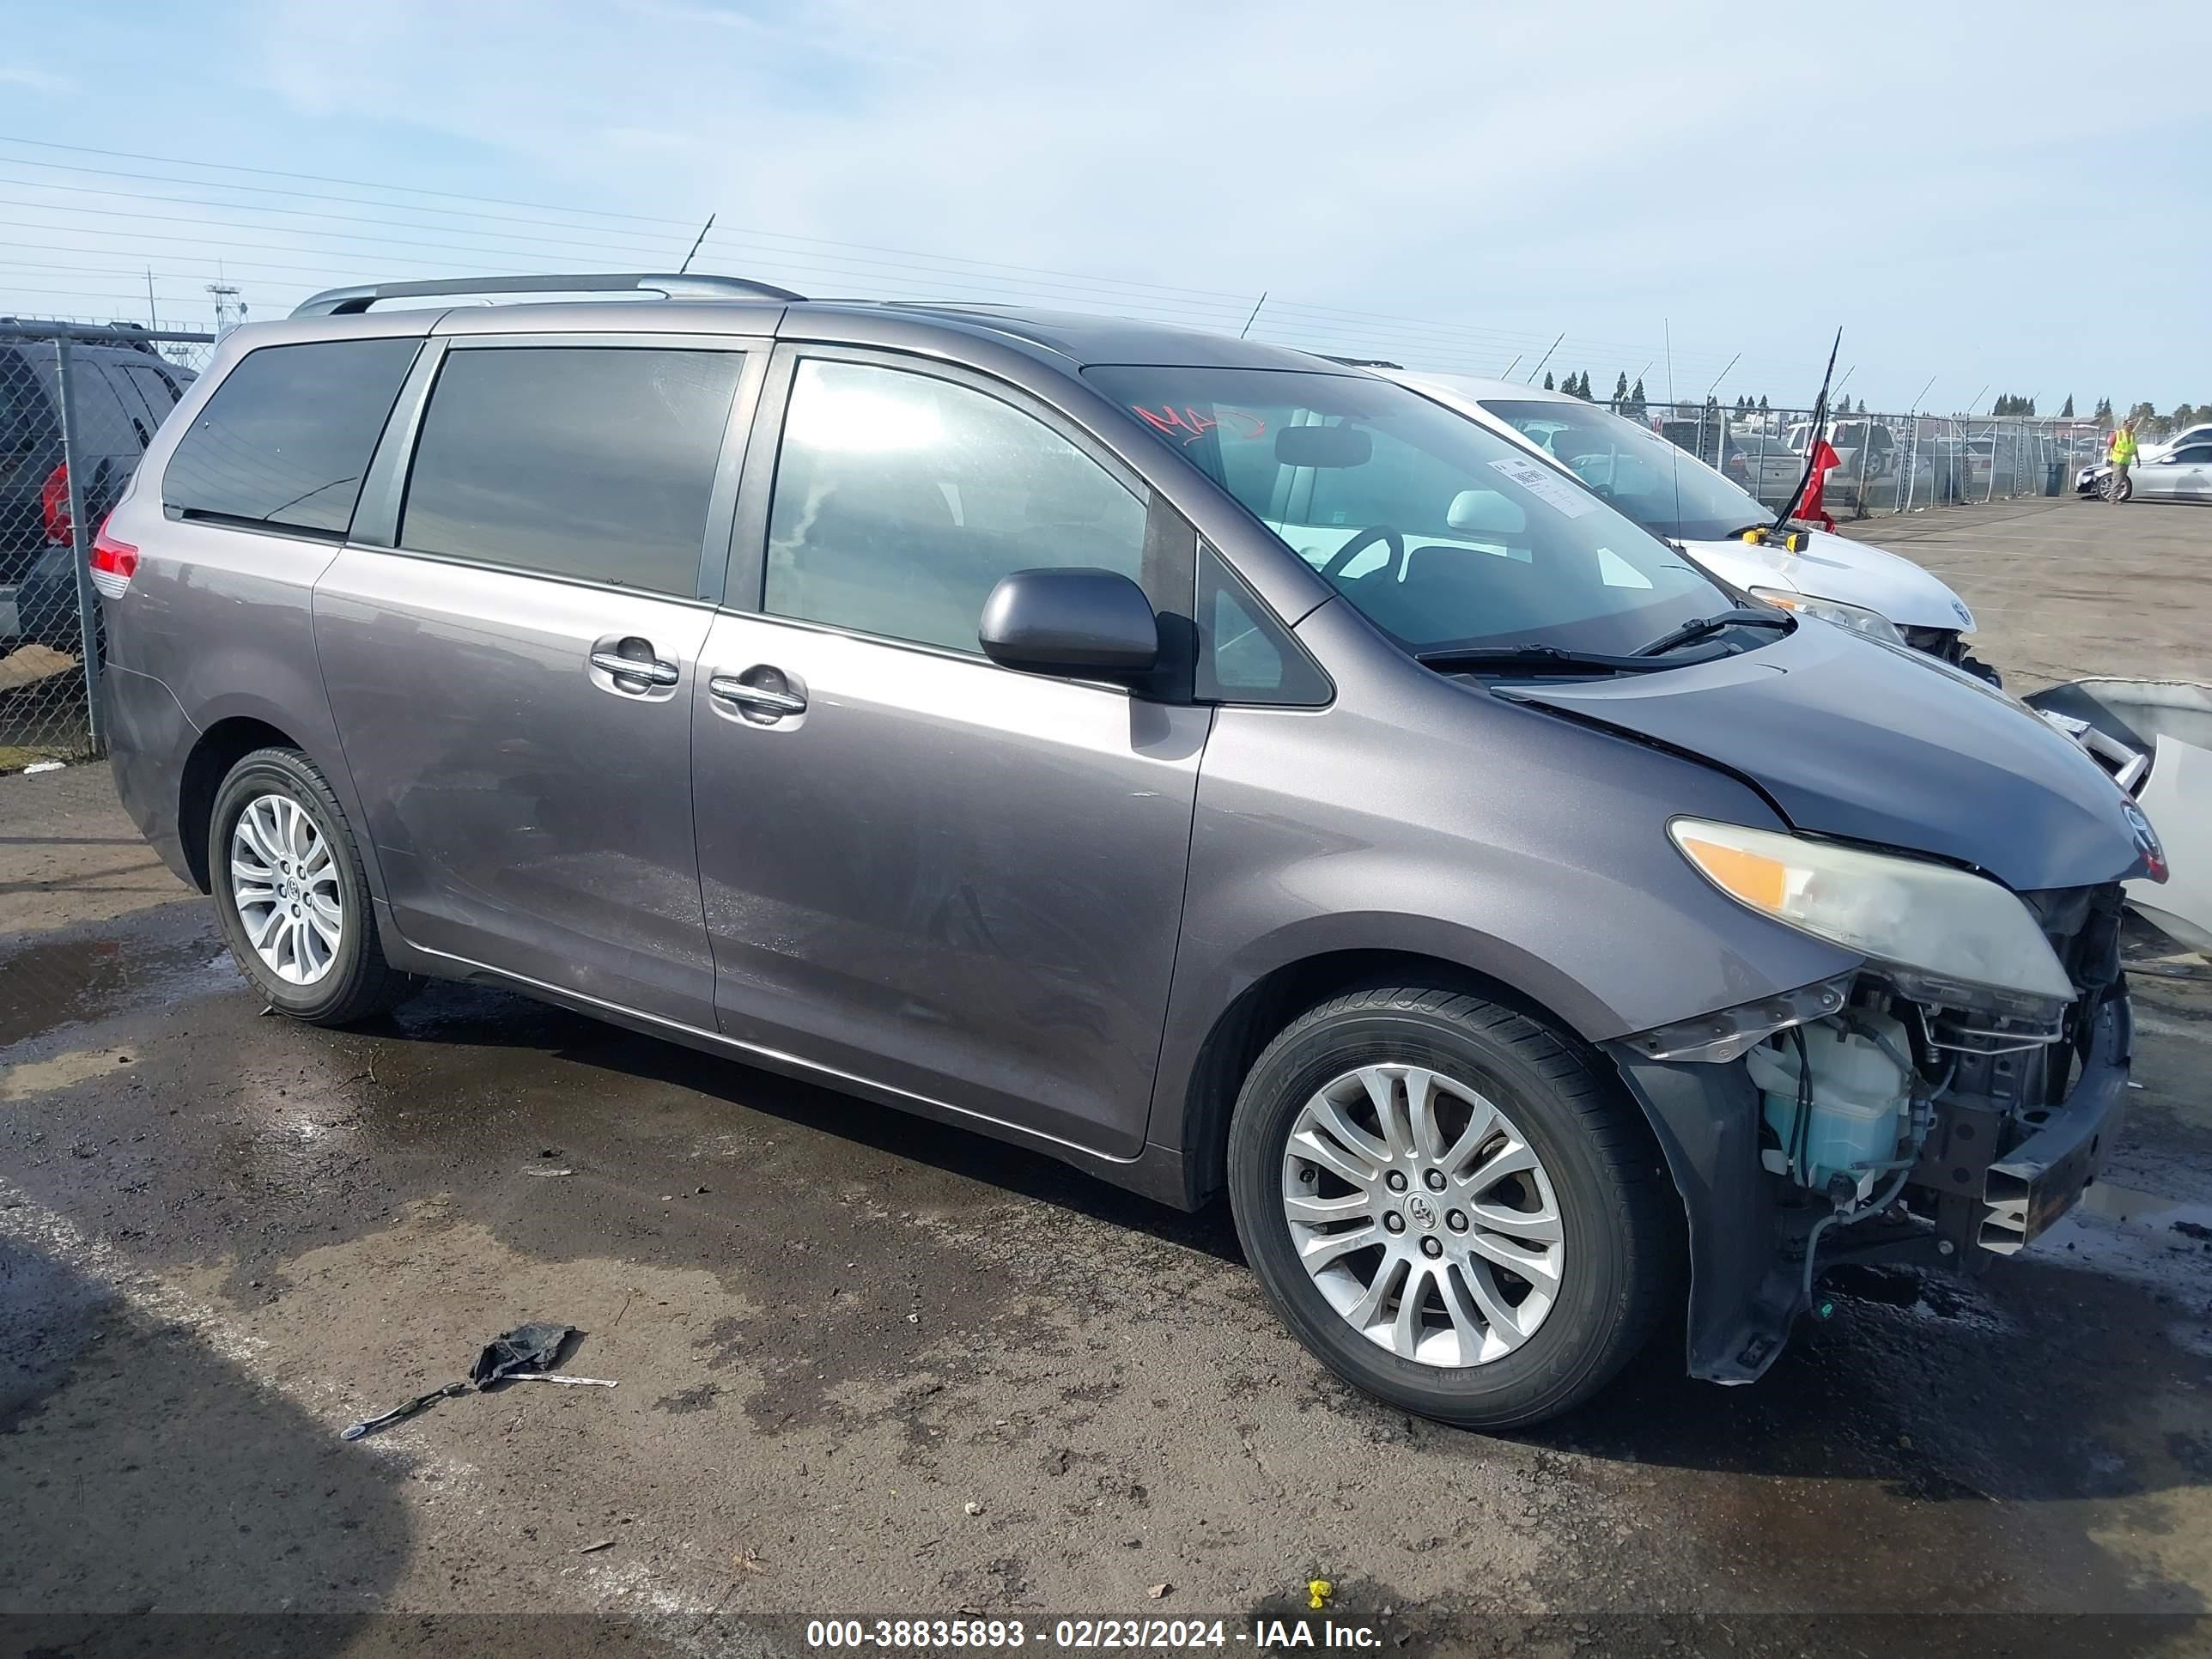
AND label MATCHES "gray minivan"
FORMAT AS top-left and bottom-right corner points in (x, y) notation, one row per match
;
(98, 273), (2160, 1427)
